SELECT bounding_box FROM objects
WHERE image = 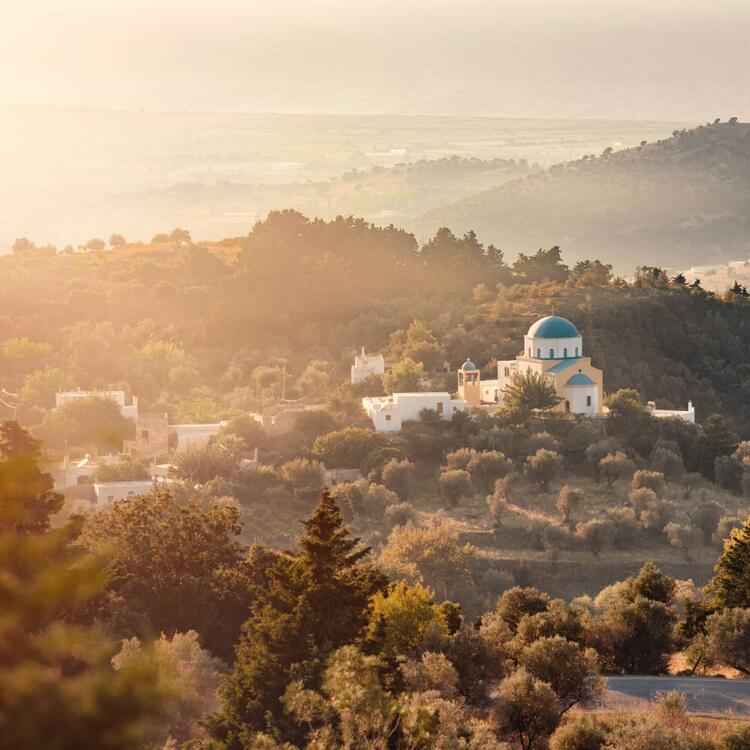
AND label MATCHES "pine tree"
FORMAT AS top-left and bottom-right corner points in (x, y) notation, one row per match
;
(212, 492), (387, 746)
(0, 523), (164, 748)
(709, 517), (750, 609)
(0, 420), (62, 533)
